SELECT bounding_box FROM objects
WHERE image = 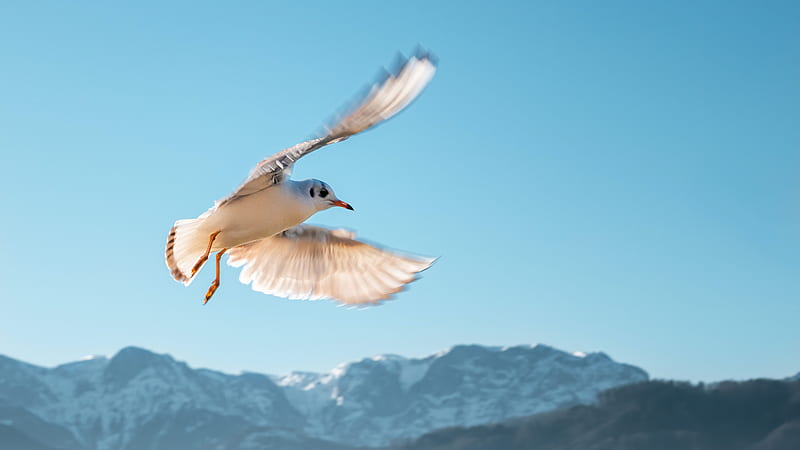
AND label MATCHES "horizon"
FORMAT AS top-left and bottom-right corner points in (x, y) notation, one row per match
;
(2, 1), (798, 383)
(0, 342), (638, 379)
(2, 342), (796, 382)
